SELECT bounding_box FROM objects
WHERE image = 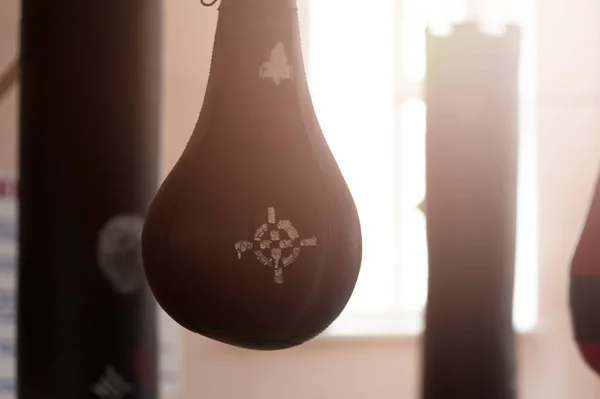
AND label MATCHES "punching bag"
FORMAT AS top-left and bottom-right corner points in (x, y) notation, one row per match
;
(570, 170), (600, 374)
(142, 0), (362, 351)
(18, 1), (161, 398)
(422, 23), (520, 399)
